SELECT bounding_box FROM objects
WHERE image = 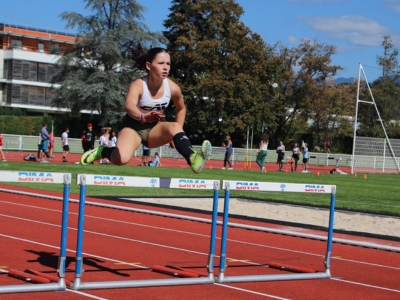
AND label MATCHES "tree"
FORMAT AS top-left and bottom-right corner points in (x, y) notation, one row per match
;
(163, 0), (273, 145)
(305, 81), (357, 152)
(377, 35), (400, 79)
(358, 35), (400, 138)
(51, 0), (166, 125)
(265, 40), (344, 147)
